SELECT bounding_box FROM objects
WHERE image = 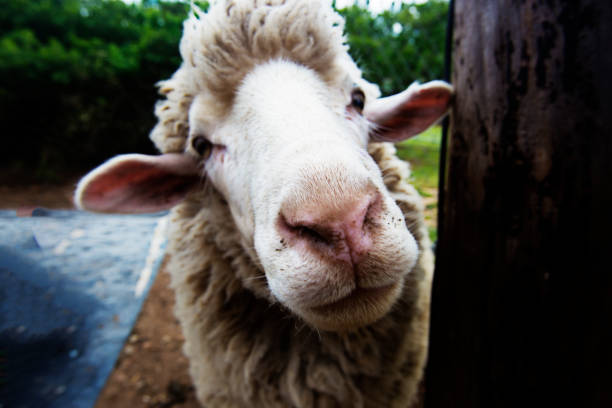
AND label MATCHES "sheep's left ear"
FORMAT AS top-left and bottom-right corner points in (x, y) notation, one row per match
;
(365, 80), (453, 142)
